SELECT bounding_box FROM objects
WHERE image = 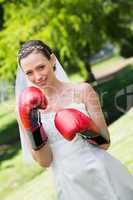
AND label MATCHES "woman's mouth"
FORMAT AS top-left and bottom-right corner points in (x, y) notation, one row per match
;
(37, 78), (48, 87)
